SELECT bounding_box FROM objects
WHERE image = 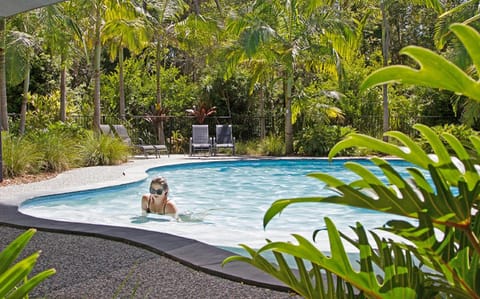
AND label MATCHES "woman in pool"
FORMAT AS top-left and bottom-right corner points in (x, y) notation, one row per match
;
(141, 177), (178, 219)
